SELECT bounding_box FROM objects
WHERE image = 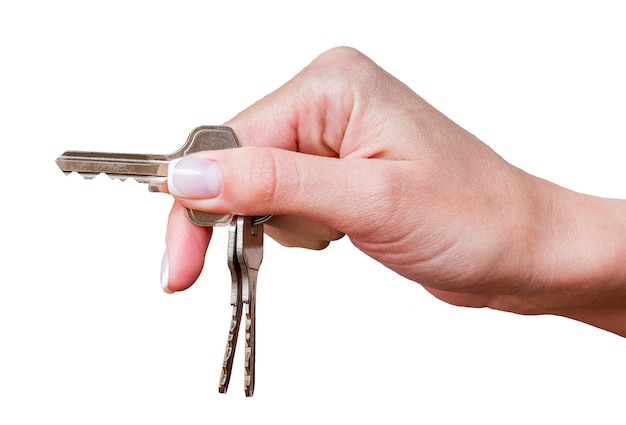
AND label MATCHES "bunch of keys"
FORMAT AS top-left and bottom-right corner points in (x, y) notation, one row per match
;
(56, 126), (267, 396)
